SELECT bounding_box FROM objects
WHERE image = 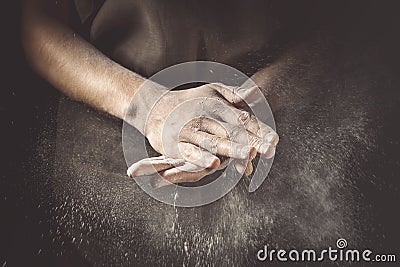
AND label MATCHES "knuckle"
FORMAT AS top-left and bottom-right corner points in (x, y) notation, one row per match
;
(227, 125), (247, 142)
(249, 136), (263, 147)
(179, 127), (192, 140)
(190, 117), (204, 131)
(198, 137), (217, 152)
(237, 110), (251, 125)
(210, 136), (222, 145)
(227, 125), (240, 137)
(205, 137), (220, 153)
(180, 147), (192, 156)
